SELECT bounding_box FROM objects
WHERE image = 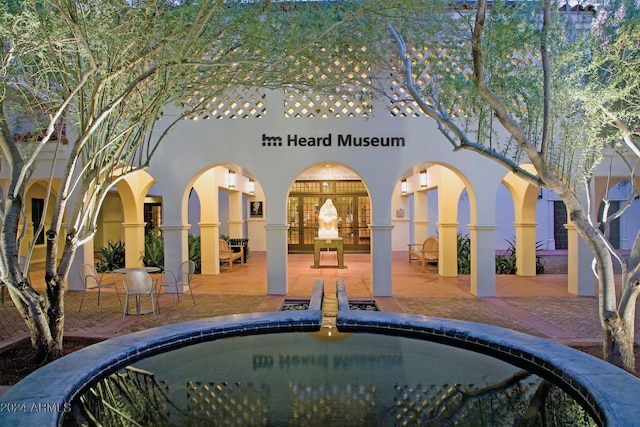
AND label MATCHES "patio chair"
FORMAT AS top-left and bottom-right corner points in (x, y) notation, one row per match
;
(122, 270), (158, 320)
(219, 239), (243, 271)
(159, 260), (196, 310)
(78, 264), (122, 312)
(408, 236), (439, 272)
